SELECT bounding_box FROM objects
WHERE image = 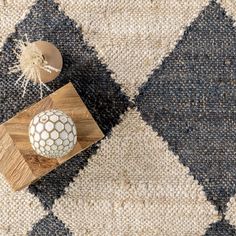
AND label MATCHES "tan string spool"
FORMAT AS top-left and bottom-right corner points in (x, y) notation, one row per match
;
(9, 38), (63, 98)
